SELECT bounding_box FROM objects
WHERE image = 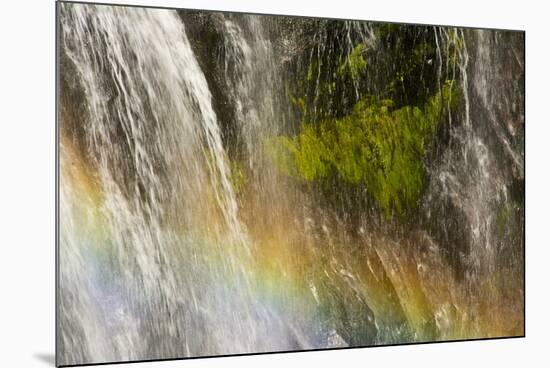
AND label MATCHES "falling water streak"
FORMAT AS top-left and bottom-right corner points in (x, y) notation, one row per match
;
(473, 30), (524, 173)
(221, 15), (279, 172)
(458, 29), (470, 128)
(433, 26), (443, 88)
